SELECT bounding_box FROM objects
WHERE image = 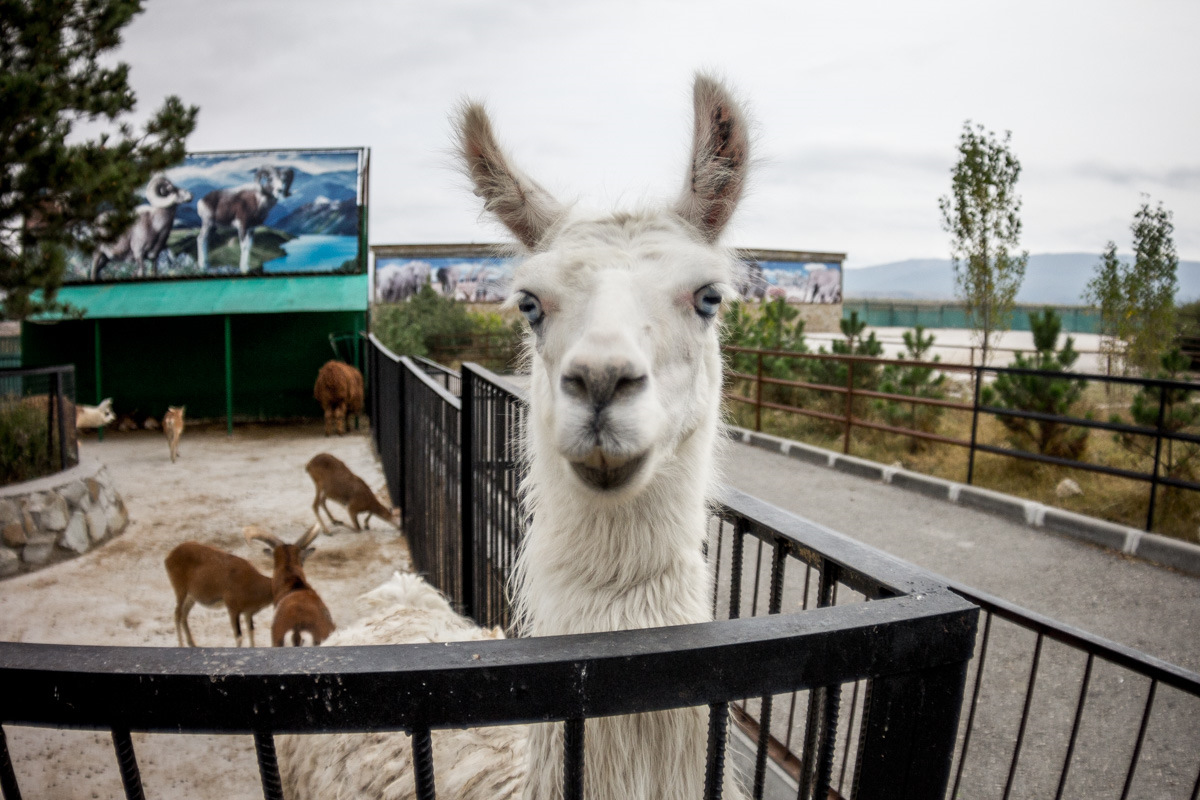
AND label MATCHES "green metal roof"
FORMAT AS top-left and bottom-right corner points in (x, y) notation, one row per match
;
(40, 275), (368, 319)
